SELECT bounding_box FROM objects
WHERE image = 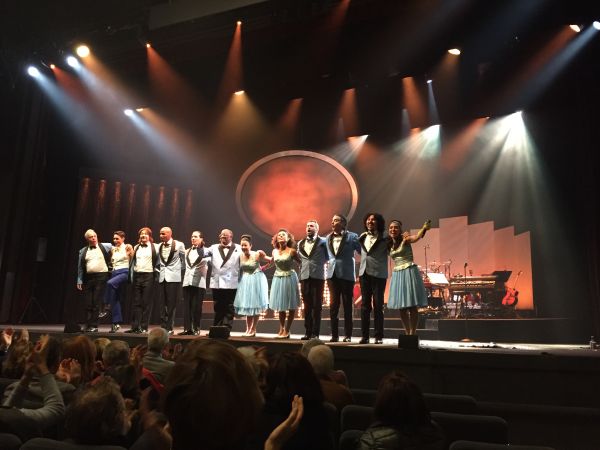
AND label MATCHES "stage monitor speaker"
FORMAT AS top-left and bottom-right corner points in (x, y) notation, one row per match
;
(398, 334), (419, 349)
(208, 326), (230, 339)
(64, 323), (82, 333)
